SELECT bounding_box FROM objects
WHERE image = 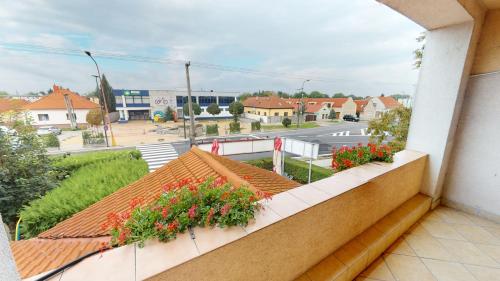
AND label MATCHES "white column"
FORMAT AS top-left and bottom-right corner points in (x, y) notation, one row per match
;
(0, 215), (20, 281)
